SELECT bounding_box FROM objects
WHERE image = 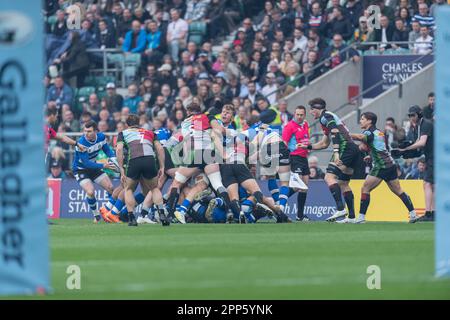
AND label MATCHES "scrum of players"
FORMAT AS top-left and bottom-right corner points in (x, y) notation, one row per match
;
(57, 97), (420, 227)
